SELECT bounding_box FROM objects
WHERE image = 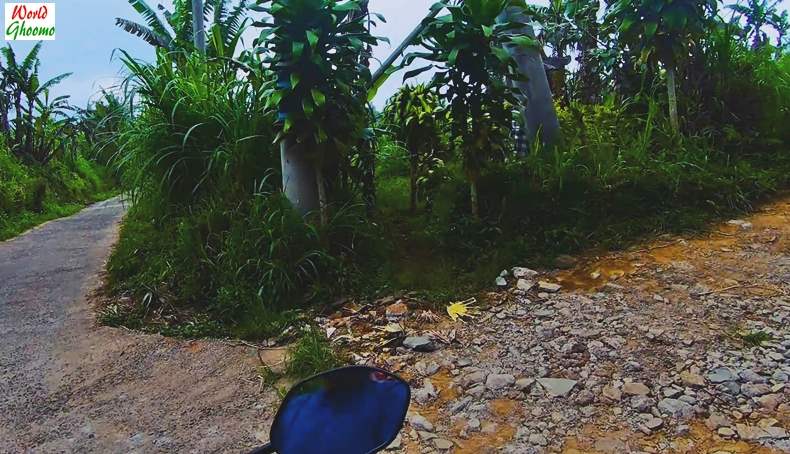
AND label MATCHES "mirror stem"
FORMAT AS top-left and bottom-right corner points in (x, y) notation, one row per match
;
(248, 443), (275, 454)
